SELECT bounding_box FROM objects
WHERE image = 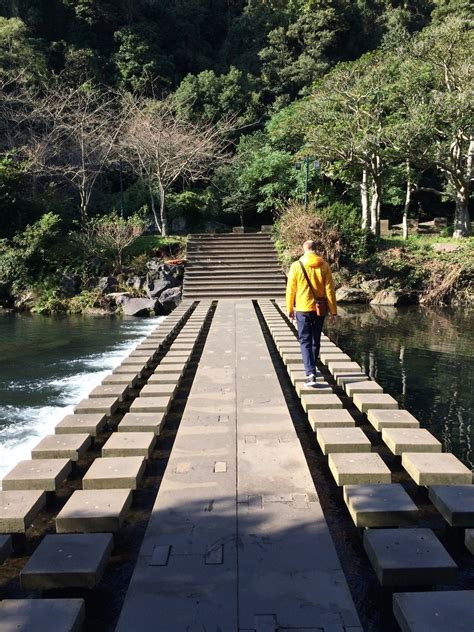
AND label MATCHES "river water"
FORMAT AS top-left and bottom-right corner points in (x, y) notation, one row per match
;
(0, 312), (163, 481)
(330, 305), (473, 469)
